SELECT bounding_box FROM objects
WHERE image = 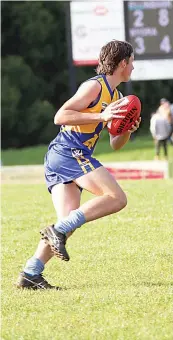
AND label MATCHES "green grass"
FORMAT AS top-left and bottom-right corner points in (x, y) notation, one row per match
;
(2, 180), (173, 340)
(2, 134), (173, 165)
